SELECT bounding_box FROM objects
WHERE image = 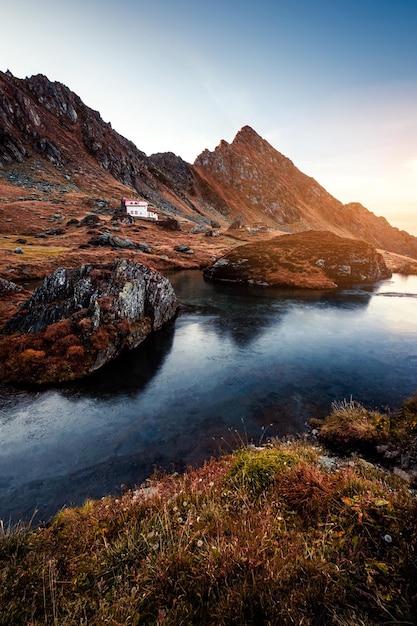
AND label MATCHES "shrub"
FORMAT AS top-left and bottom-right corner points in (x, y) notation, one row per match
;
(392, 394), (417, 445)
(226, 447), (299, 495)
(43, 319), (73, 342)
(90, 327), (111, 352)
(319, 398), (390, 448)
(66, 345), (85, 361)
(53, 334), (82, 353)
